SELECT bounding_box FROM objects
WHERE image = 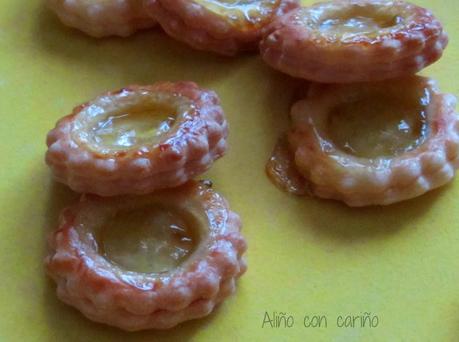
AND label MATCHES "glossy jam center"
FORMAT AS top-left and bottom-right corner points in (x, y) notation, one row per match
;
(100, 206), (199, 273)
(327, 90), (430, 158)
(194, 0), (278, 28)
(319, 8), (401, 36)
(91, 105), (176, 150)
